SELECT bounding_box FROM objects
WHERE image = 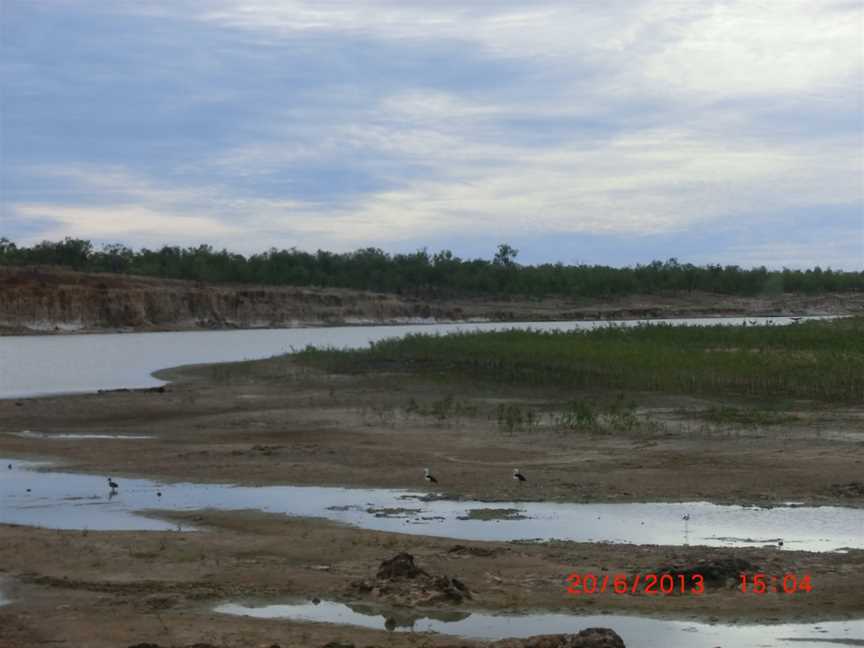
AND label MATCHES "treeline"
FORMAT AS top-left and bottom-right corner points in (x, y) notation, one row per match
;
(1, 237), (862, 298)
